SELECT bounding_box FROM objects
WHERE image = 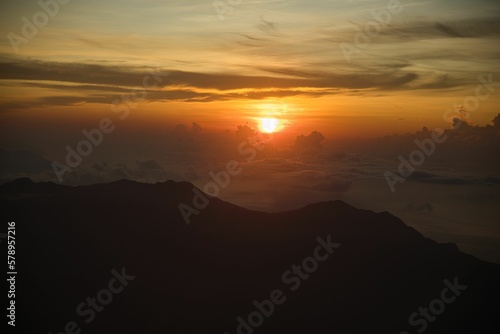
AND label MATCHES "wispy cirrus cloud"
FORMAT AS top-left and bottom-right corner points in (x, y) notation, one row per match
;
(0, 55), (471, 110)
